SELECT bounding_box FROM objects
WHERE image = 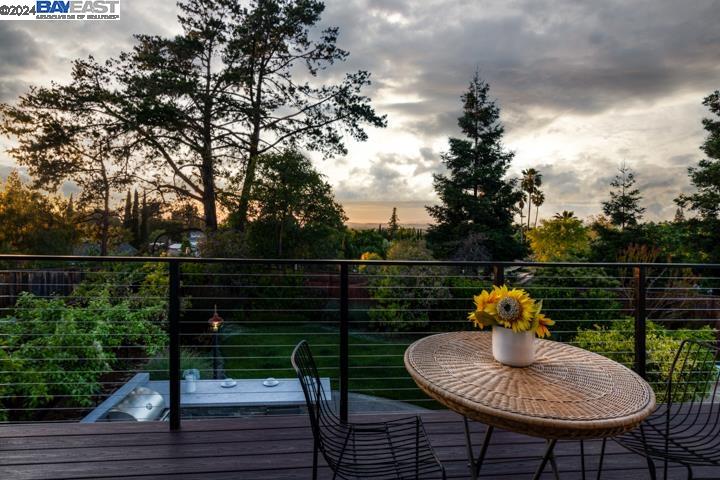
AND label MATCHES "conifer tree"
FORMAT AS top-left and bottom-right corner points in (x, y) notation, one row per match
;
(388, 207), (399, 239)
(131, 190), (140, 246)
(123, 191), (132, 230)
(676, 91), (720, 219)
(66, 194), (75, 220)
(140, 192), (149, 247)
(426, 72), (523, 260)
(601, 164), (645, 230)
